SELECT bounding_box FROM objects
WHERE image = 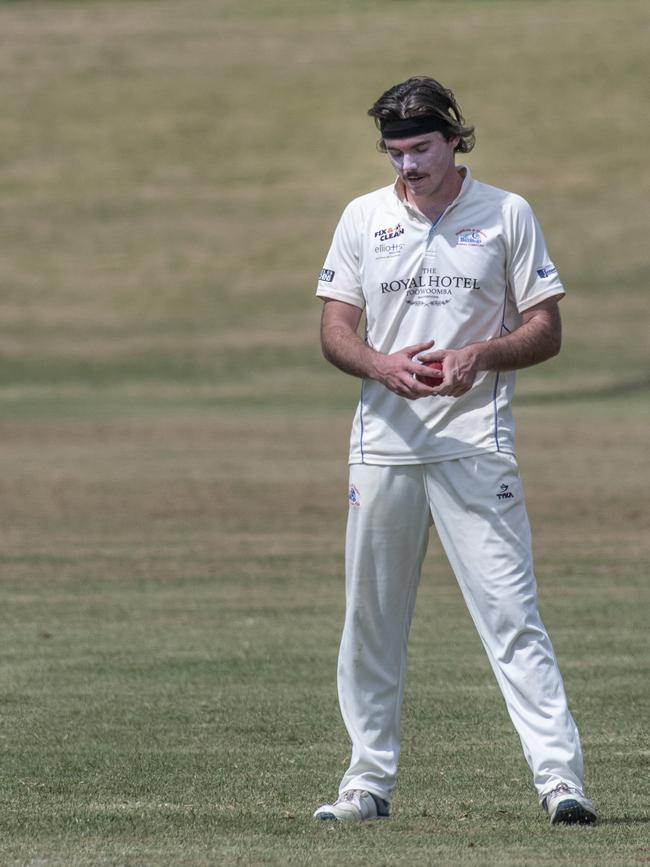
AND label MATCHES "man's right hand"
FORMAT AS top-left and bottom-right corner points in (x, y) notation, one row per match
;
(320, 300), (439, 399)
(371, 340), (441, 400)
